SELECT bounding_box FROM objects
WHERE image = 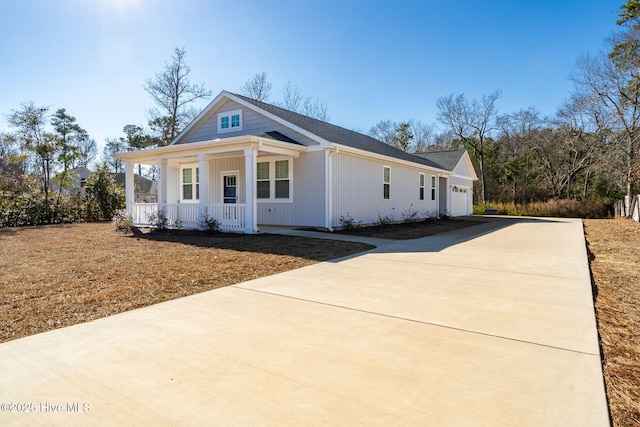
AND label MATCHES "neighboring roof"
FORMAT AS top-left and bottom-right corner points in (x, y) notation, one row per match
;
(112, 173), (155, 193)
(413, 150), (466, 171)
(71, 166), (92, 176)
(231, 93), (443, 170)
